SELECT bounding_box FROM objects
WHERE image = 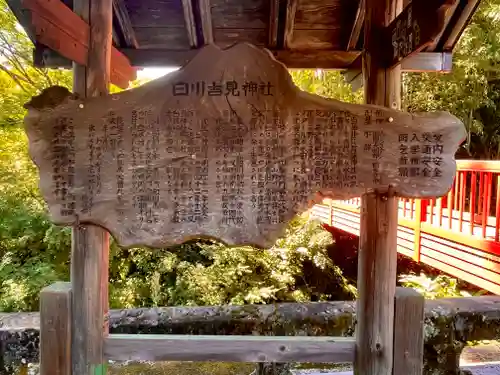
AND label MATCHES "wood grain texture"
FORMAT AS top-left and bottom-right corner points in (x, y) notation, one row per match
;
(211, 0), (267, 29)
(268, 0), (280, 48)
(294, 0), (356, 30)
(24, 43), (464, 249)
(355, 1), (402, 374)
(289, 29), (342, 50)
(71, 1), (111, 375)
(441, 0), (481, 51)
(198, 0), (214, 44)
(112, 0), (138, 48)
(393, 287), (424, 375)
(126, 0), (185, 27)
(133, 27), (191, 49)
(356, 191), (399, 375)
(213, 28), (267, 48)
(40, 282), (72, 375)
(283, 0), (297, 48)
(347, 0), (364, 50)
(181, 0), (198, 47)
(22, 0), (135, 88)
(104, 334), (355, 363)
